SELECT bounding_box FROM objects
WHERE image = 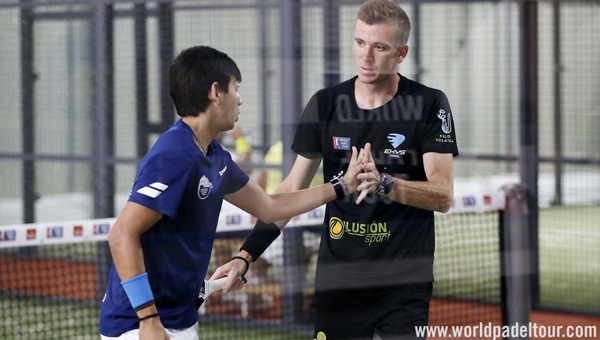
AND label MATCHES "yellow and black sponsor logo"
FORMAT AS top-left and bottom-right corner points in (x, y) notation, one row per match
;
(329, 217), (345, 239)
(328, 217), (391, 245)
